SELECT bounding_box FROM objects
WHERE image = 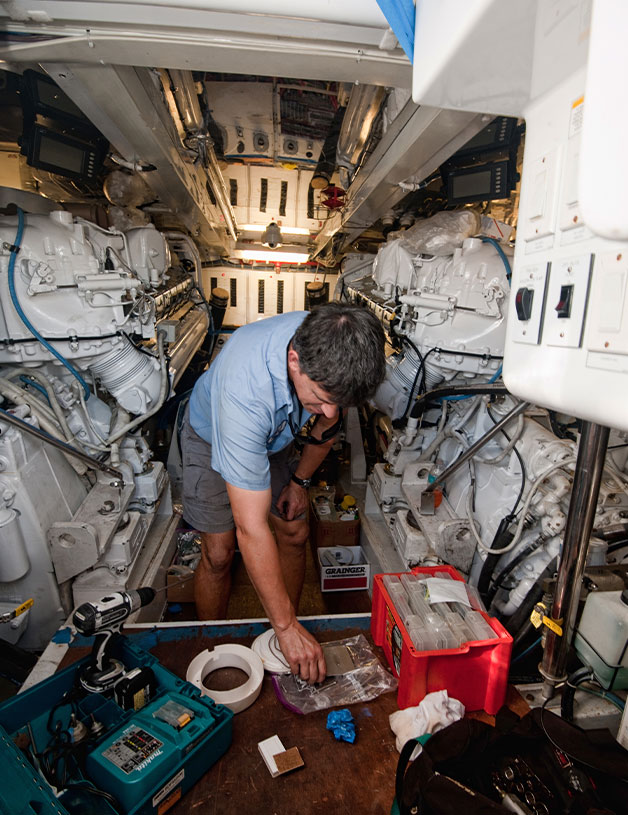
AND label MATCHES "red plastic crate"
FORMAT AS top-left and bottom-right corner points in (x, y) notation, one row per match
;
(371, 565), (513, 714)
